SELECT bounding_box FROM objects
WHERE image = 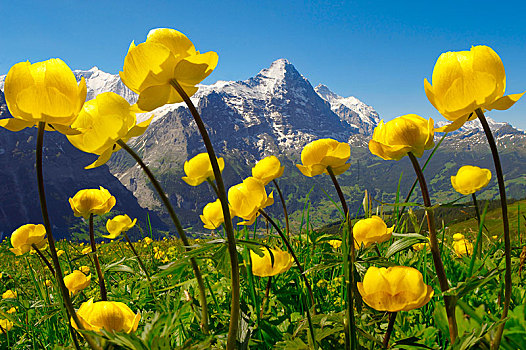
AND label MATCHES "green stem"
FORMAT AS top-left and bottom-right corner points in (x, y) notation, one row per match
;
(123, 233), (155, 297)
(32, 244), (55, 276)
(396, 133), (447, 230)
(475, 108), (511, 350)
(36, 122), (99, 350)
(382, 312), (397, 348)
(117, 139), (209, 334)
(259, 277), (272, 318)
(89, 214), (107, 301)
(471, 193), (482, 258)
(408, 152), (457, 343)
(170, 79), (239, 348)
(258, 209), (315, 307)
(326, 166), (357, 350)
(272, 179), (290, 237)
